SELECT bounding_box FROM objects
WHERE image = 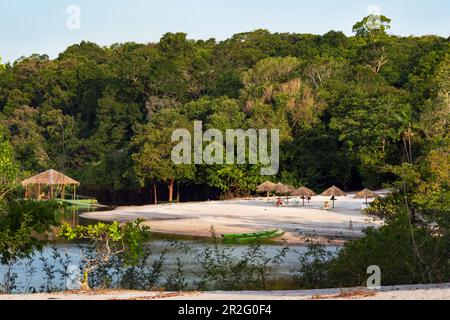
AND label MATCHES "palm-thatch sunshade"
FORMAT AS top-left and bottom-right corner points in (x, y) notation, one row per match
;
(256, 181), (277, 197)
(321, 185), (347, 197)
(286, 185), (296, 193)
(275, 183), (294, 195)
(291, 187), (316, 205)
(292, 187), (316, 197)
(321, 185), (347, 208)
(21, 169), (80, 200)
(354, 188), (379, 204)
